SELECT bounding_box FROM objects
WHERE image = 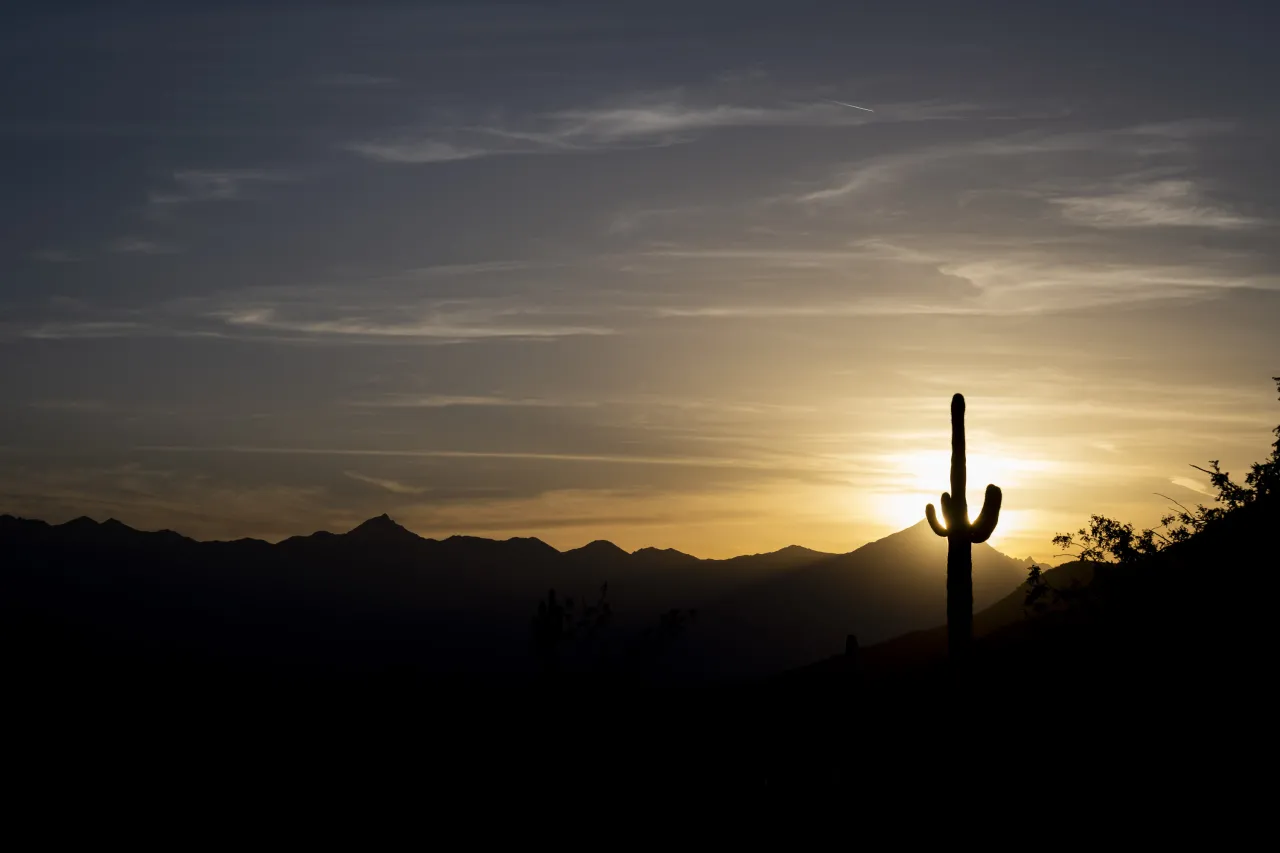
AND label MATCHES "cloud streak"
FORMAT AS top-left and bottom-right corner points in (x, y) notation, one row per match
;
(219, 306), (615, 342)
(342, 140), (491, 164)
(343, 471), (429, 494)
(1049, 179), (1263, 230)
(137, 445), (799, 471)
(344, 96), (987, 163)
(148, 169), (292, 206)
(30, 249), (77, 263)
(795, 120), (1235, 203)
(351, 394), (595, 408)
(108, 238), (182, 255)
